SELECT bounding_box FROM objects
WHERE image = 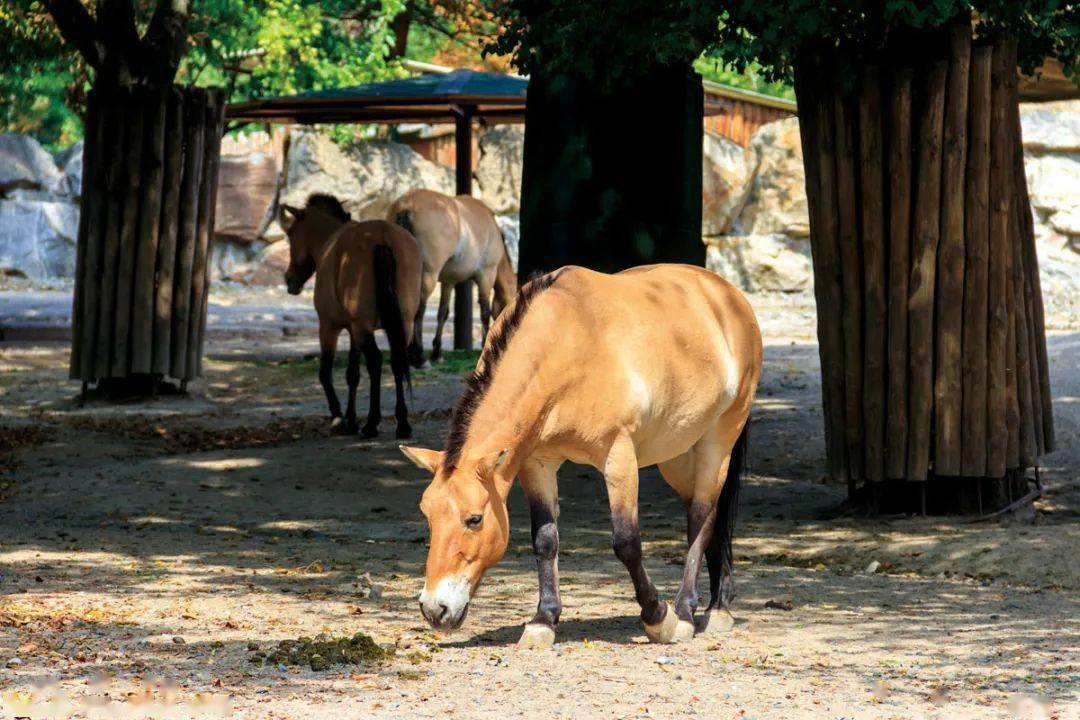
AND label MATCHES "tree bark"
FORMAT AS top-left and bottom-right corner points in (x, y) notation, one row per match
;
(72, 90), (106, 380)
(832, 89), (864, 488)
(153, 87), (185, 374)
(906, 62), (947, 481)
(131, 87), (168, 374)
(932, 23), (971, 477)
(960, 46), (992, 477)
(94, 92), (129, 376)
(884, 68), (913, 481)
(986, 39), (1014, 478)
(190, 88), (226, 377)
(858, 66), (887, 483)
